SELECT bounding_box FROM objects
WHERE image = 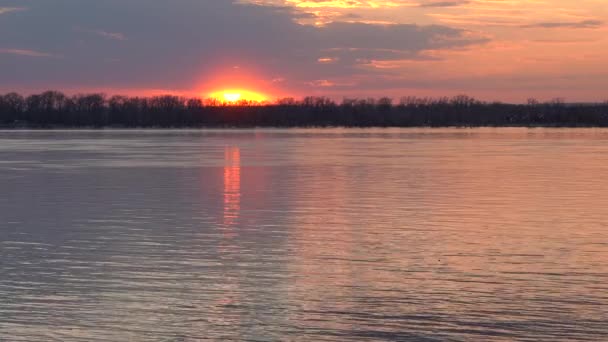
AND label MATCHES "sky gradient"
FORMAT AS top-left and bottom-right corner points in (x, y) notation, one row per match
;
(0, 0), (606, 102)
